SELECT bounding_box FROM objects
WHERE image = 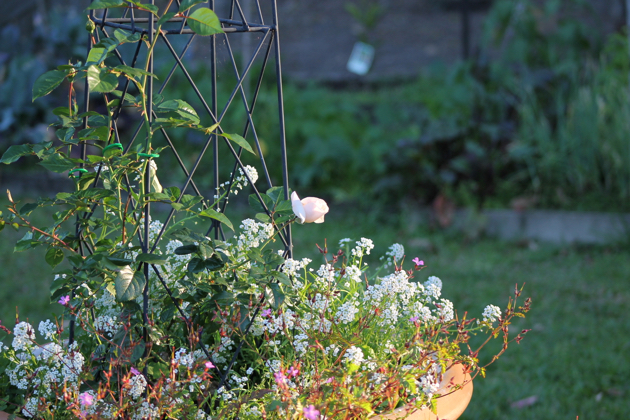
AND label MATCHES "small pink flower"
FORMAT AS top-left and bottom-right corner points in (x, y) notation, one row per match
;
(412, 257), (424, 267)
(205, 361), (215, 369)
(58, 295), (70, 306)
(262, 309), (272, 317)
(410, 316), (419, 323)
(78, 392), (94, 407)
(130, 367), (140, 376)
(303, 405), (320, 420)
(273, 371), (286, 385)
(287, 365), (299, 378)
